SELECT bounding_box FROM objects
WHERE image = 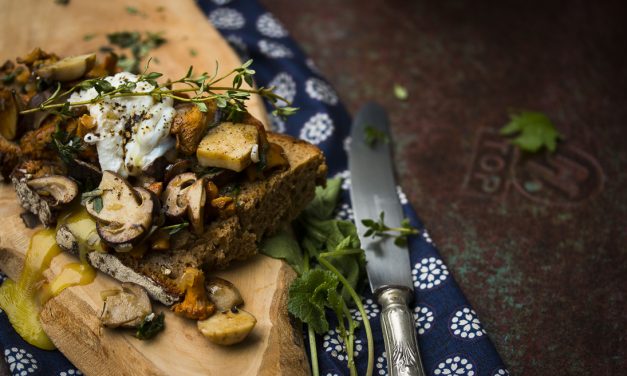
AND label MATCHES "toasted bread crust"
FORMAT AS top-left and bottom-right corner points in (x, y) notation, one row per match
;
(98, 132), (327, 304)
